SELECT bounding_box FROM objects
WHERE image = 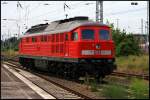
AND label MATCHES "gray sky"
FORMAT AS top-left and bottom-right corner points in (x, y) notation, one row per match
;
(1, 1), (148, 40)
